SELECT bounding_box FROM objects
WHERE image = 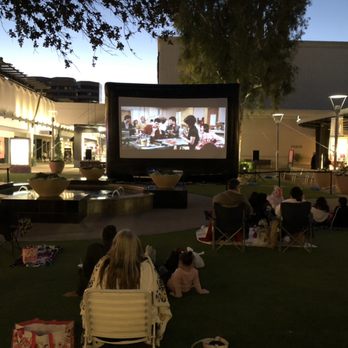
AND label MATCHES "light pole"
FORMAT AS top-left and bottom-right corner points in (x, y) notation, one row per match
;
(329, 95), (347, 170)
(272, 113), (284, 171)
